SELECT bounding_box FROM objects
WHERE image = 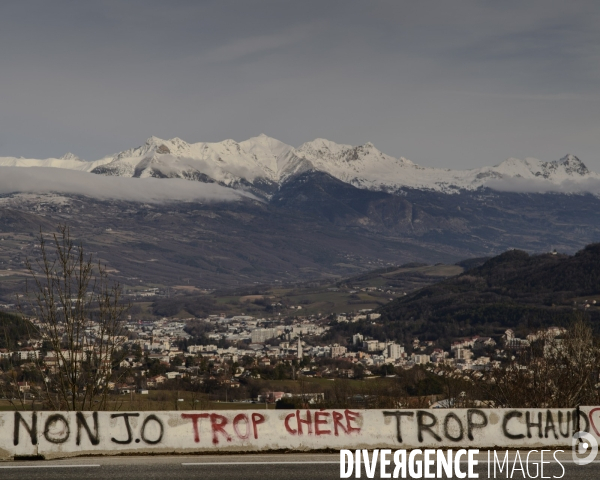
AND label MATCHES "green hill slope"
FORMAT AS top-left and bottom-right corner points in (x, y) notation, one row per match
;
(375, 244), (600, 344)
